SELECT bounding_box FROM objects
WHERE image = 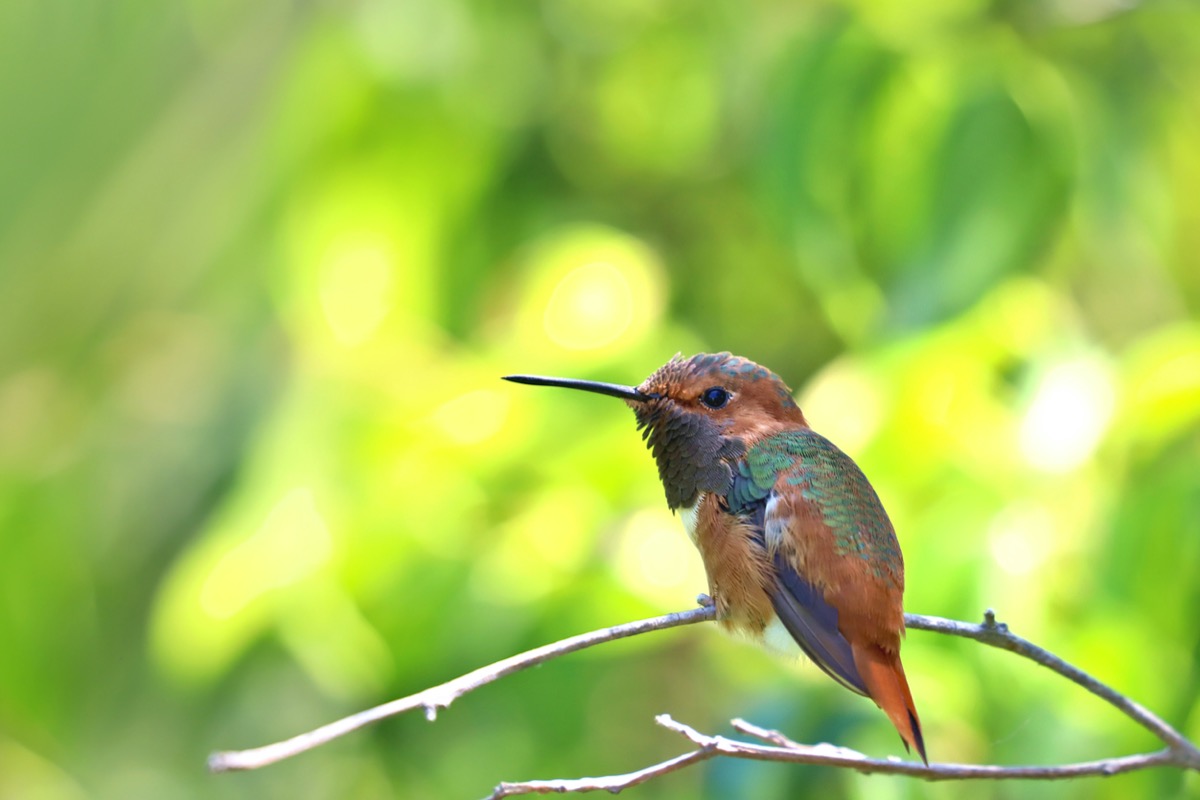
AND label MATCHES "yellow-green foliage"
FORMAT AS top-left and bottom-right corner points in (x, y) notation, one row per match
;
(1, 2), (1198, 798)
